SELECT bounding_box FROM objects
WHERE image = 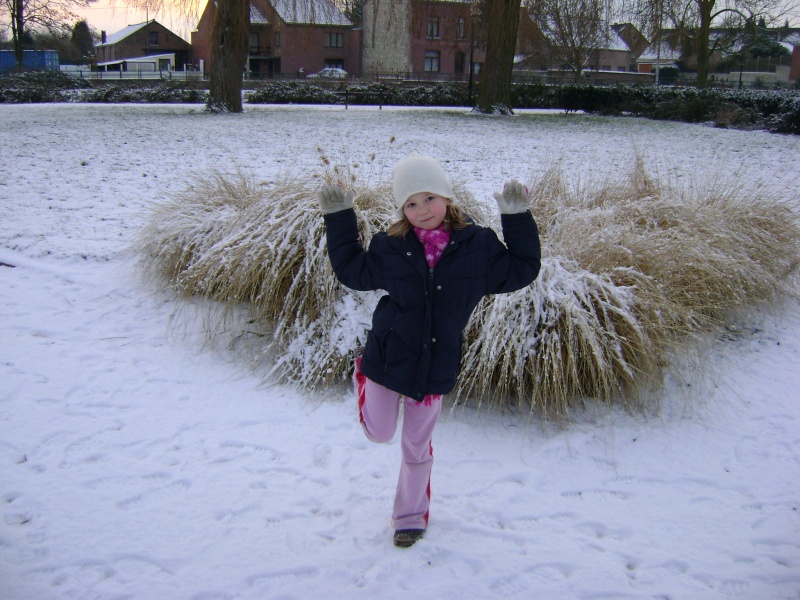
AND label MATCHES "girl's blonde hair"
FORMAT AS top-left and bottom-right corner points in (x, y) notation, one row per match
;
(387, 203), (471, 238)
